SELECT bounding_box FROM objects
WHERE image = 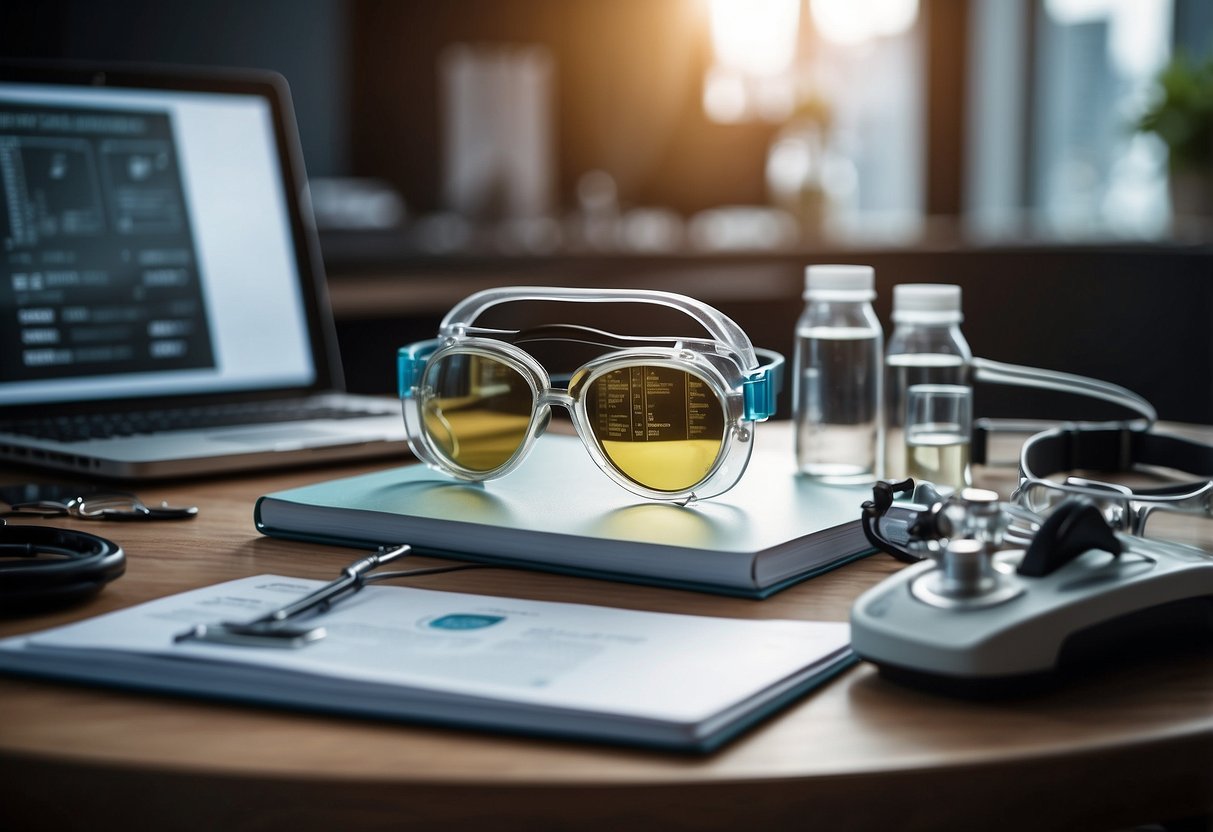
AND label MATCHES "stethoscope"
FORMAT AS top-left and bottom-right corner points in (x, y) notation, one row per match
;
(0, 492), (197, 611)
(0, 518), (126, 611)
